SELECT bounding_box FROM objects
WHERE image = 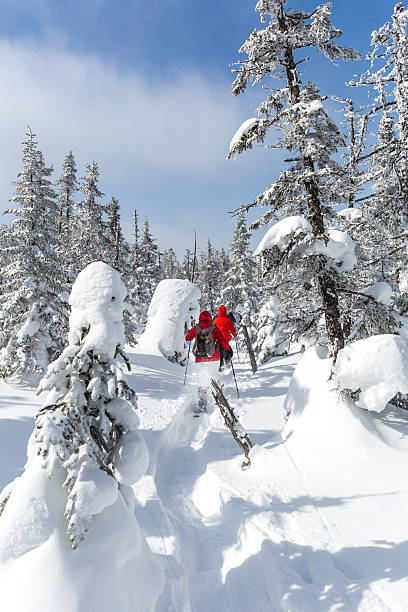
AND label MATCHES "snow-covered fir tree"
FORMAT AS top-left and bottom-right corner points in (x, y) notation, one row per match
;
(104, 196), (129, 269)
(229, 0), (360, 357)
(180, 248), (193, 280)
(131, 218), (160, 323)
(254, 293), (289, 362)
(221, 206), (259, 348)
(129, 209), (141, 270)
(102, 196), (139, 345)
(337, 4), (408, 339)
(72, 161), (107, 270)
(0, 128), (68, 379)
(198, 239), (219, 314)
(34, 262), (146, 548)
(125, 209), (146, 332)
(161, 247), (179, 279)
(218, 248), (230, 278)
(346, 110), (401, 332)
(0, 262), (165, 610)
(56, 151), (78, 261)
